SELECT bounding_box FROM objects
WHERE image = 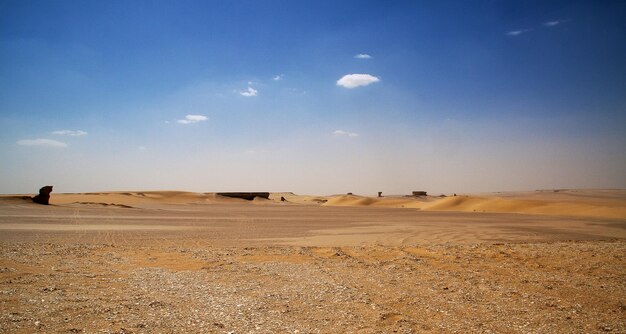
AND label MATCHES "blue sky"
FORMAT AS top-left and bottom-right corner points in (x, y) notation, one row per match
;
(1, 0), (625, 194)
